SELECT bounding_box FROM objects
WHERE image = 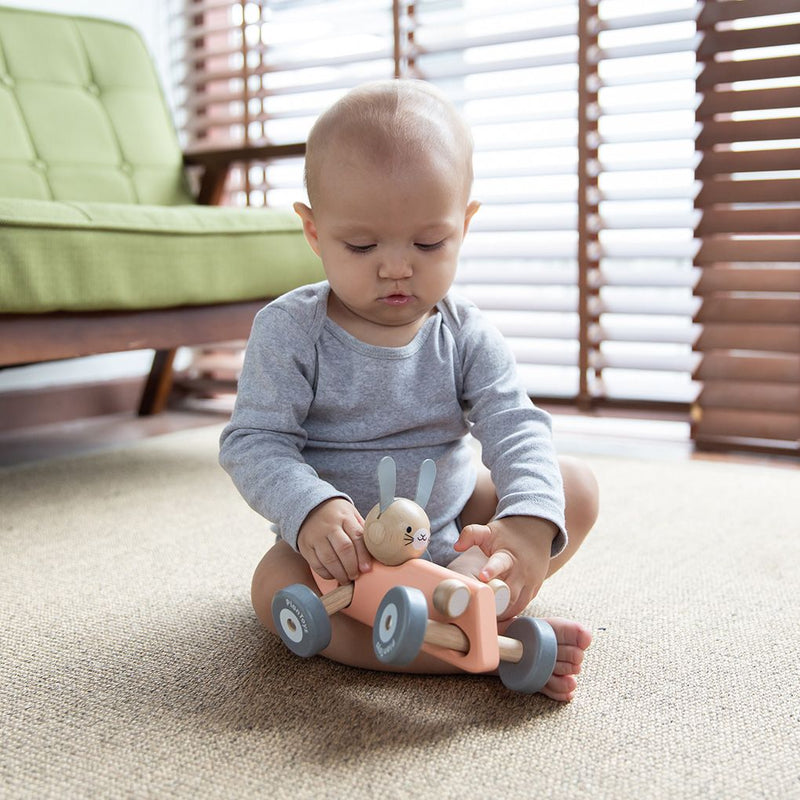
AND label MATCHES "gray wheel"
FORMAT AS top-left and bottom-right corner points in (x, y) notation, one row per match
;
(498, 617), (557, 694)
(373, 586), (428, 666)
(271, 584), (332, 658)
